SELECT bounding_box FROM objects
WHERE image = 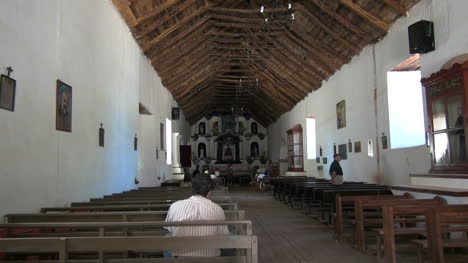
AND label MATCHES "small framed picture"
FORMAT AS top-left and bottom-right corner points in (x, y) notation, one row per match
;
(0, 74), (16, 111)
(56, 80), (72, 132)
